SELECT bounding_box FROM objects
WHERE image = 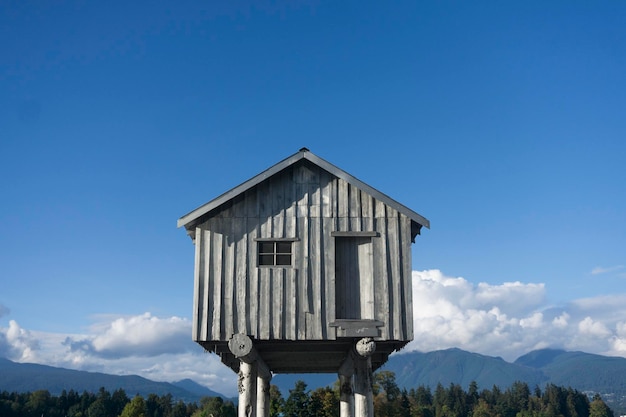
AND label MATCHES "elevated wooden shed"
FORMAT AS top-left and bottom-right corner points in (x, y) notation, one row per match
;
(178, 148), (429, 417)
